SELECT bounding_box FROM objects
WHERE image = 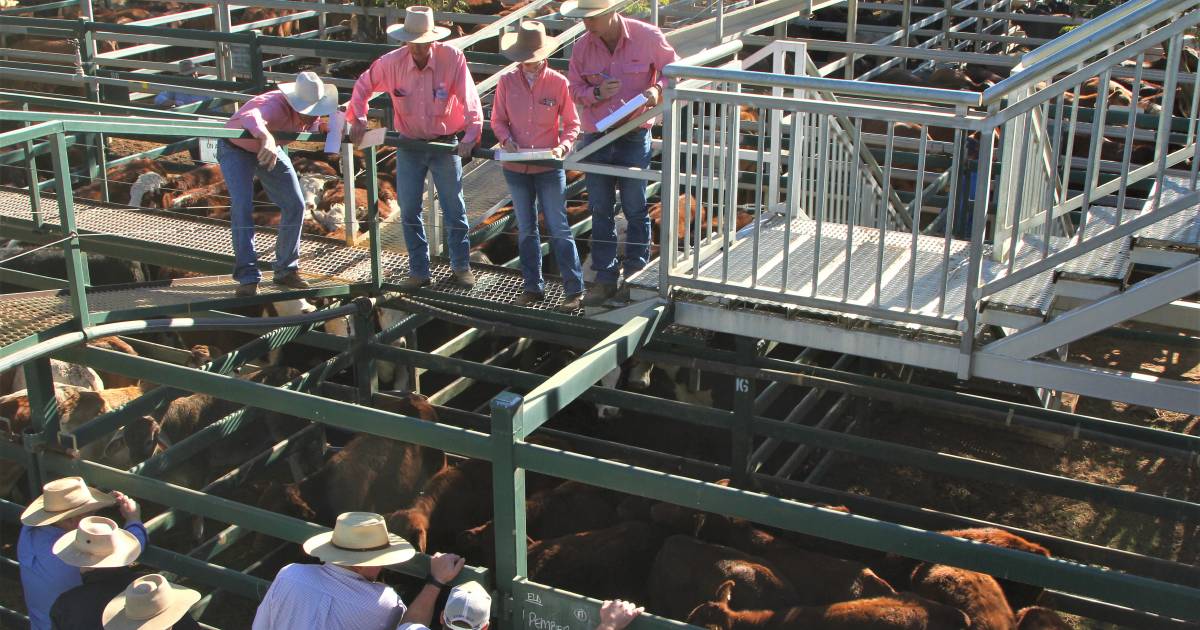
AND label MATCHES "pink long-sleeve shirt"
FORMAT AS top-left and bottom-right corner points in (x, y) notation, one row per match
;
(225, 90), (322, 153)
(346, 43), (483, 145)
(491, 64), (580, 174)
(567, 15), (678, 134)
